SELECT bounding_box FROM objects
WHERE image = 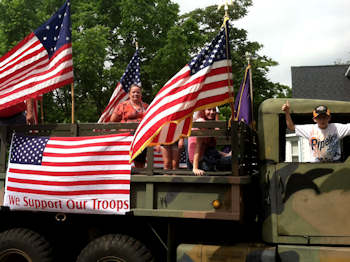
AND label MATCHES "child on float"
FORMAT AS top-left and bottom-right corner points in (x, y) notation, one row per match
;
(188, 107), (231, 176)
